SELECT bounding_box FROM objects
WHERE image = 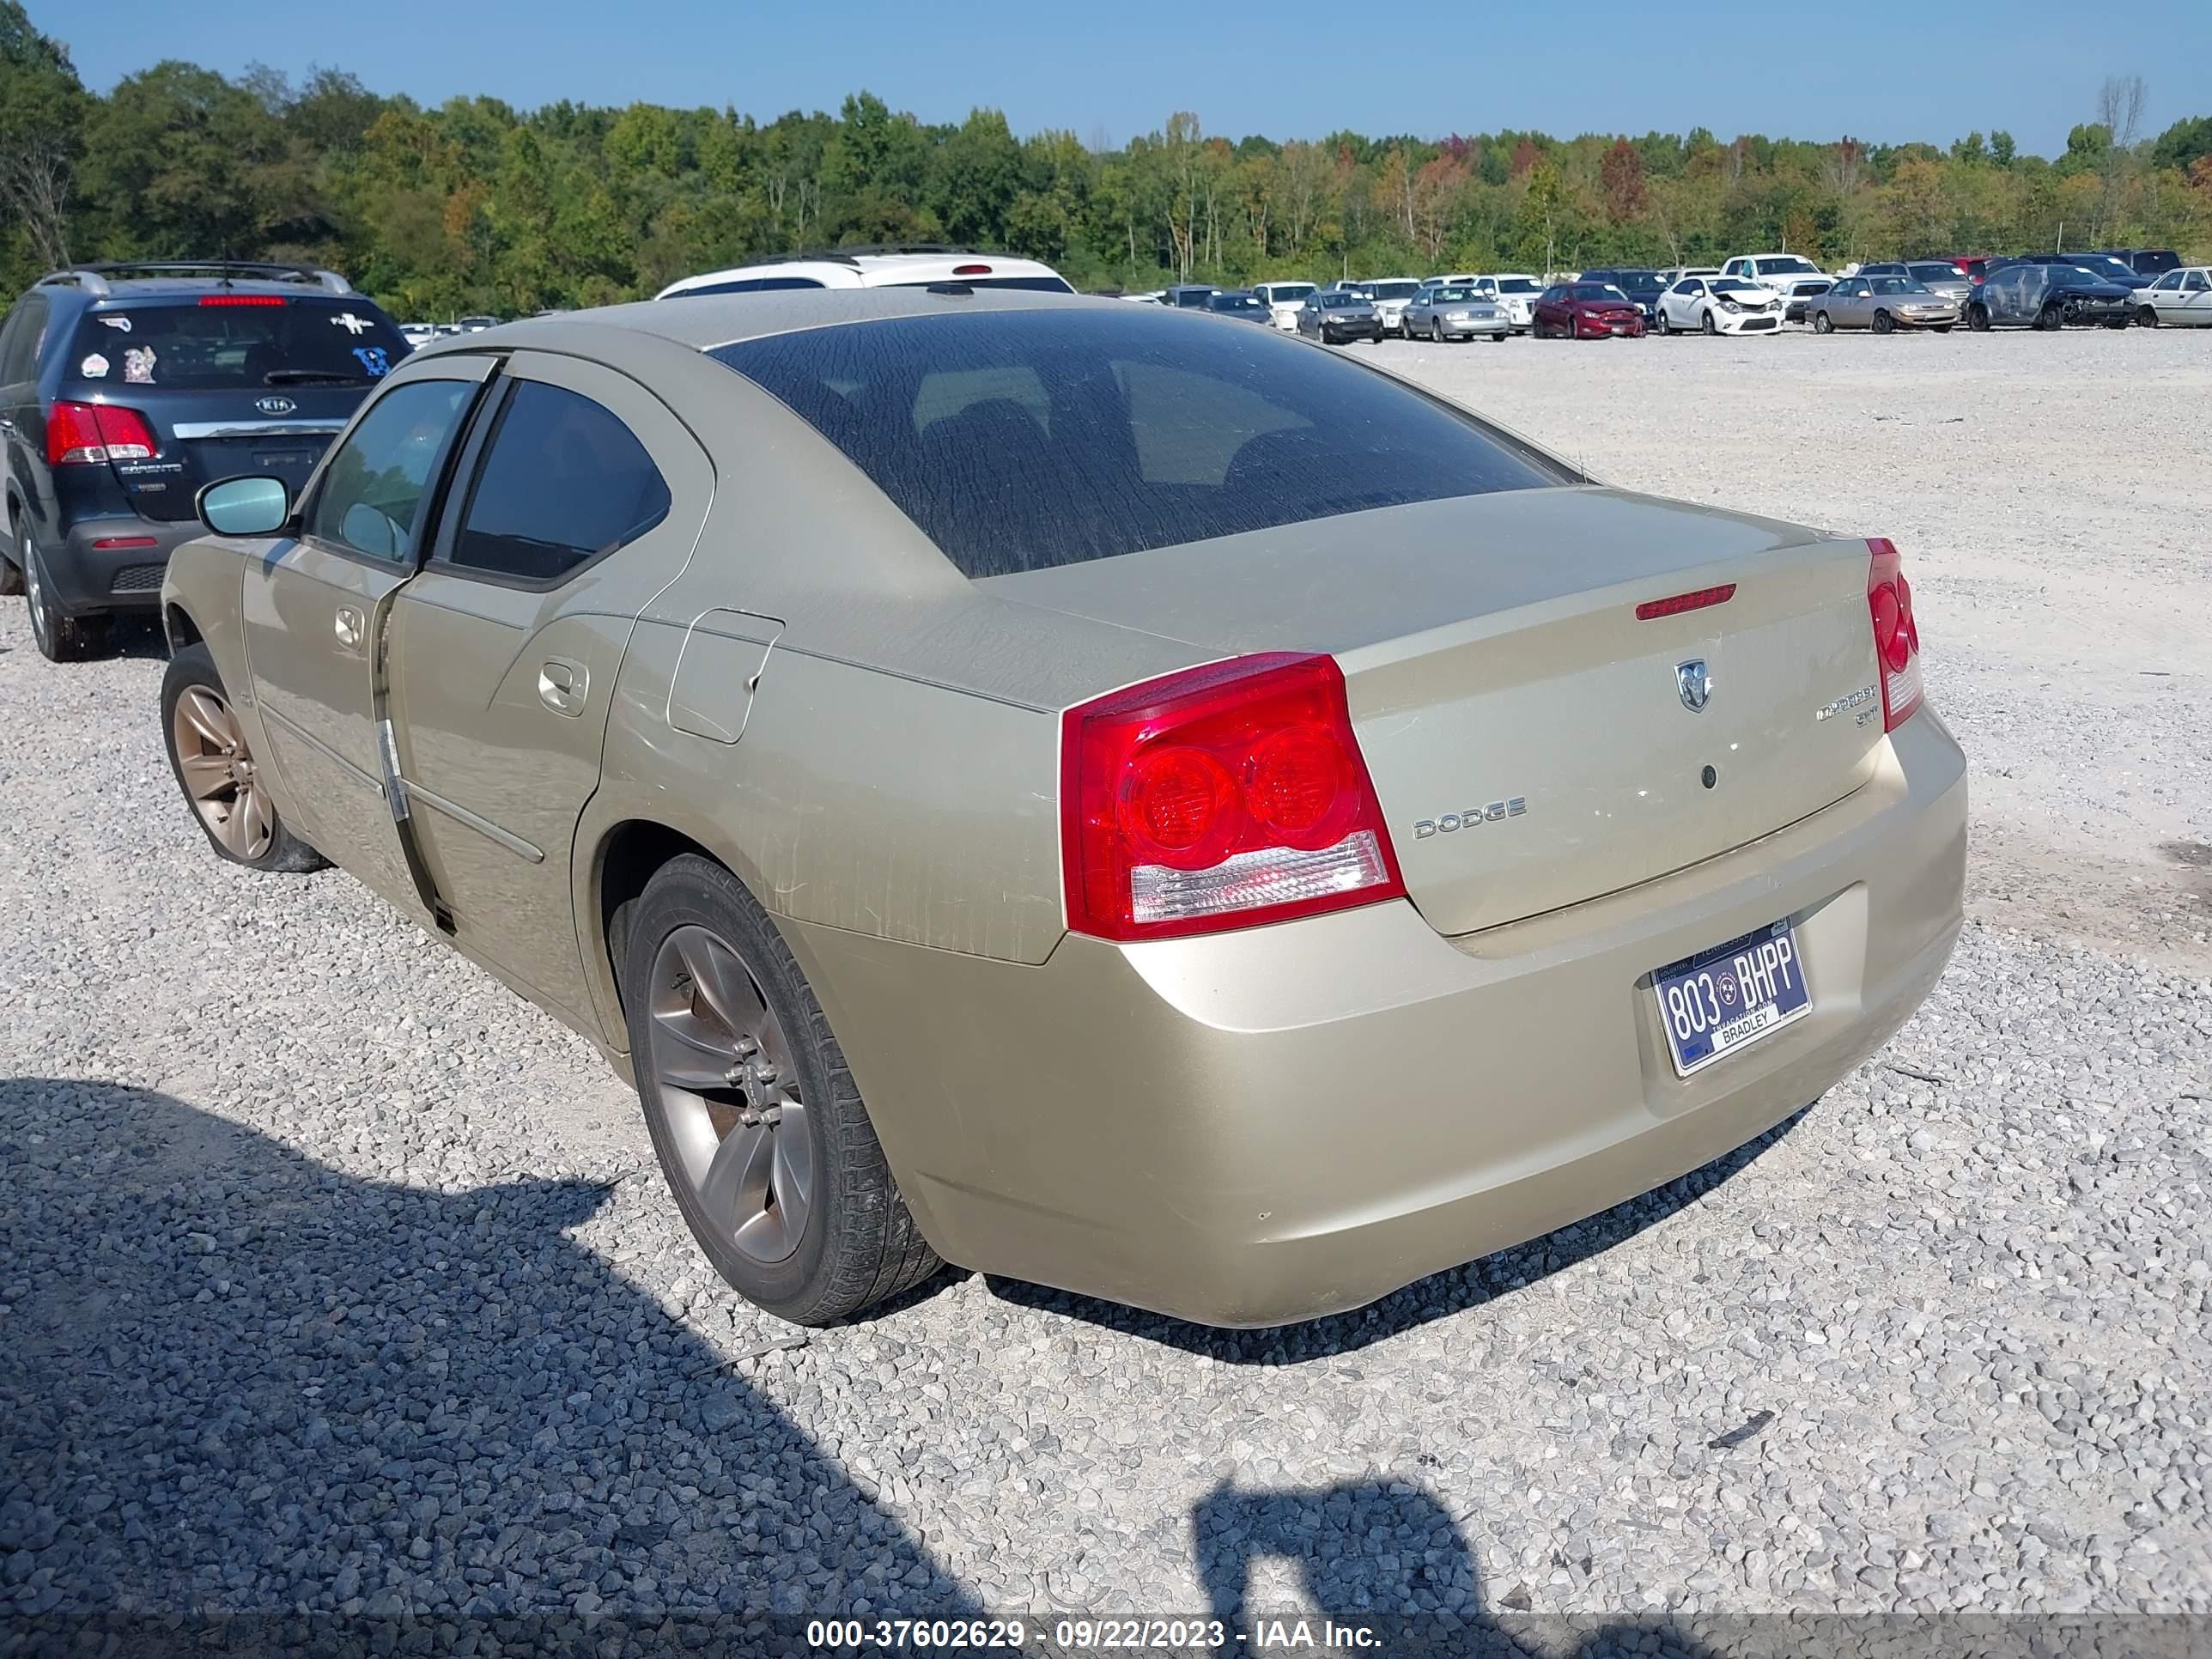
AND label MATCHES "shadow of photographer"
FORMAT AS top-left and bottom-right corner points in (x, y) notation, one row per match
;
(0, 1076), (975, 1629)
